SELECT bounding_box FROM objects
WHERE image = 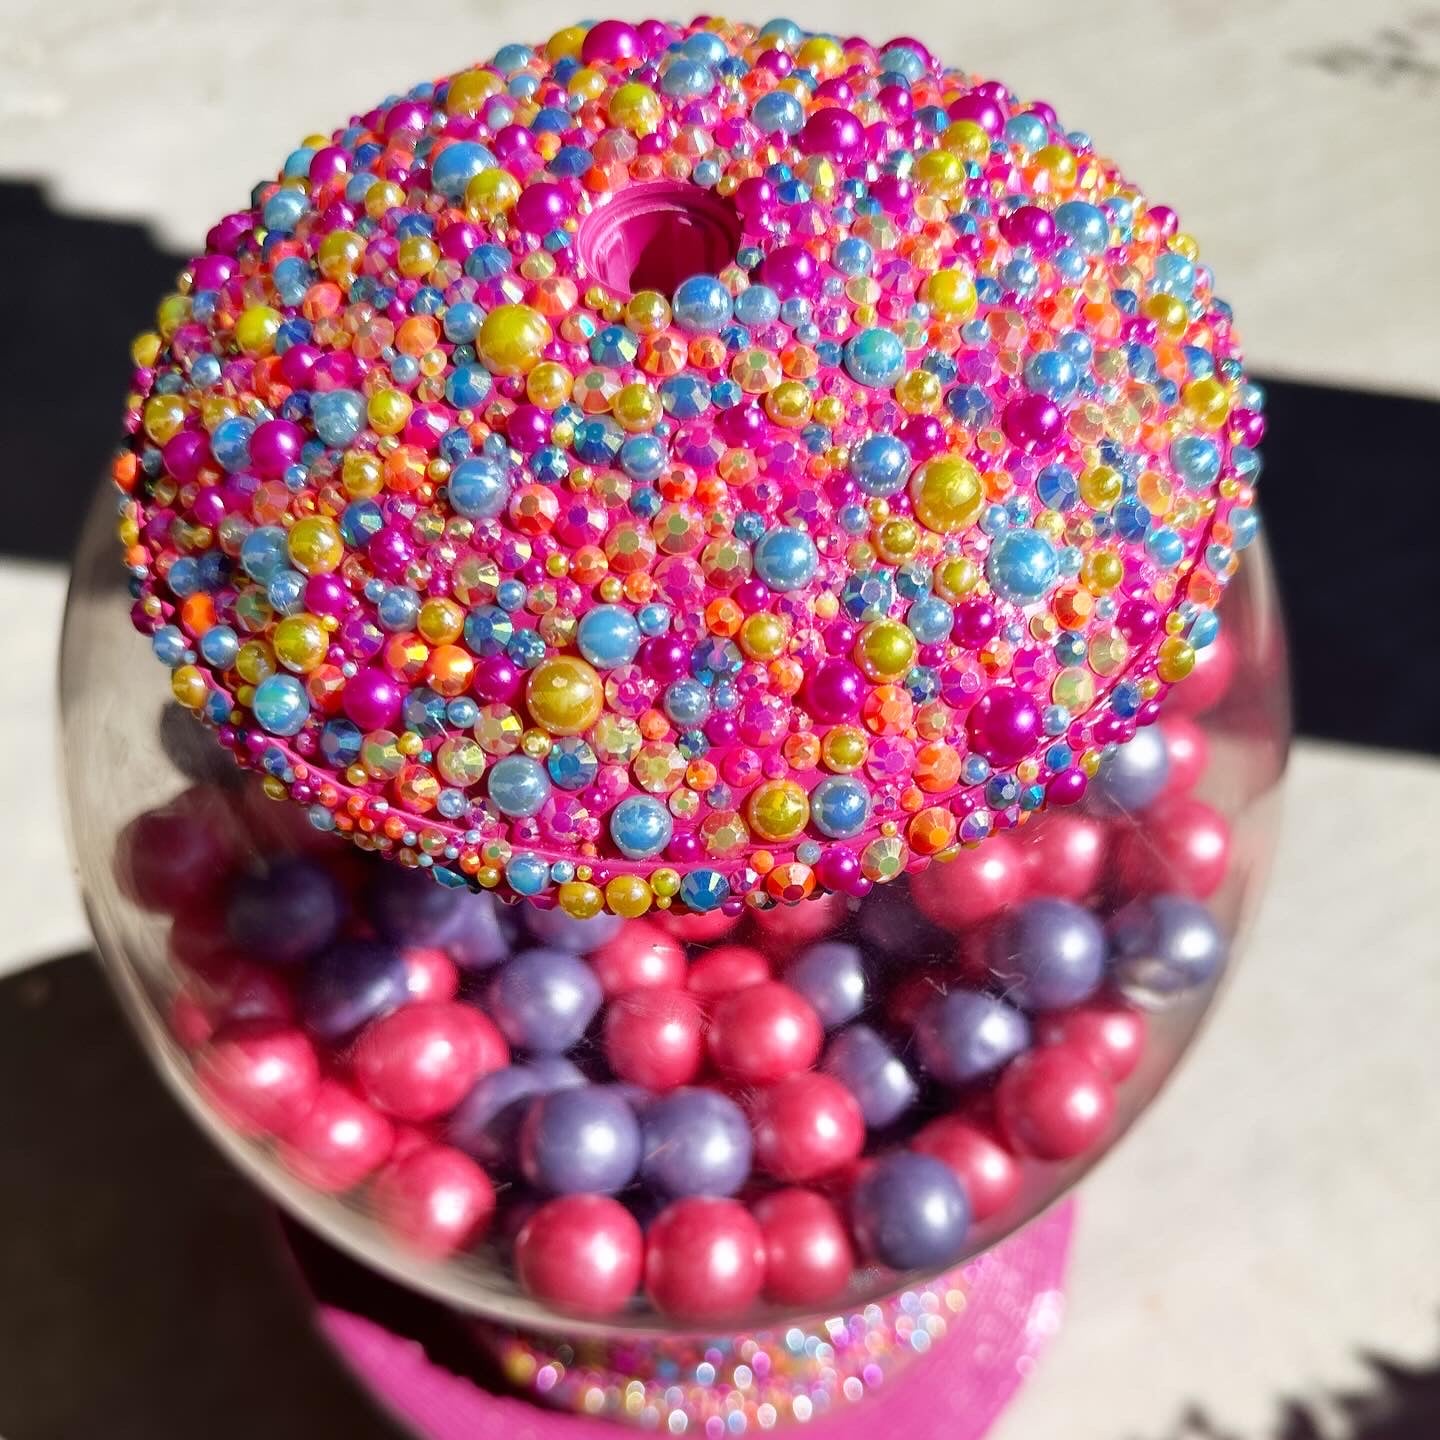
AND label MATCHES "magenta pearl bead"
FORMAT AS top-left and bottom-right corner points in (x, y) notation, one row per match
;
(758, 243), (819, 300)
(805, 657), (863, 722)
(580, 19), (640, 63)
(967, 686), (1043, 765)
(1002, 393), (1064, 452)
(343, 668), (403, 730)
(798, 107), (863, 158)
